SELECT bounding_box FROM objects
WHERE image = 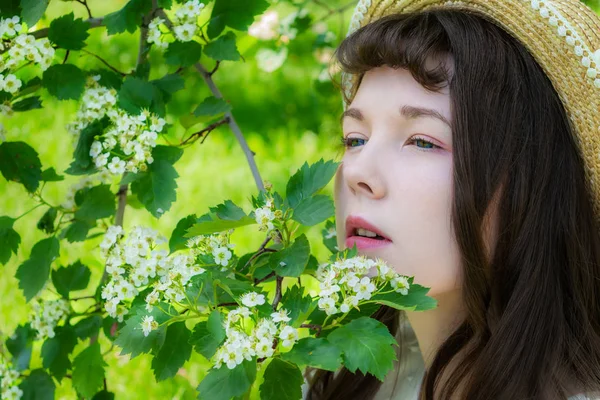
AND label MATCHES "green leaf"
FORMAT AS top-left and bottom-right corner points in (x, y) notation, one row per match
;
(40, 167), (64, 182)
(6, 323), (34, 371)
(151, 322), (192, 381)
(286, 159), (340, 208)
(259, 358), (303, 400)
(114, 304), (175, 358)
(210, 199), (247, 220)
(0, 141), (42, 192)
(19, 369), (55, 400)
(42, 64), (86, 100)
(12, 95), (42, 111)
(291, 194), (334, 226)
(0, 216), (20, 265)
(73, 315), (102, 339)
(16, 237), (60, 301)
(117, 76), (159, 116)
(369, 281), (438, 312)
(74, 184), (116, 223)
(41, 325), (77, 382)
(271, 234), (310, 277)
(48, 12), (90, 50)
(280, 284), (314, 325)
(280, 337), (342, 372)
(62, 219), (94, 243)
(169, 214), (197, 253)
(322, 218), (338, 253)
(1, 0), (21, 18)
(151, 73), (185, 103)
(185, 206), (255, 237)
(72, 343), (107, 398)
(92, 391), (115, 400)
(207, 0), (270, 39)
(193, 96), (232, 118)
(20, 0), (48, 26)
(130, 145), (183, 218)
(164, 41), (202, 67)
(36, 207), (57, 234)
(65, 118), (107, 175)
(104, 0), (151, 35)
(327, 316), (397, 381)
(203, 31), (240, 61)
(90, 69), (123, 90)
(189, 310), (226, 359)
(197, 359), (257, 400)
(51, 261), (91, 299)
